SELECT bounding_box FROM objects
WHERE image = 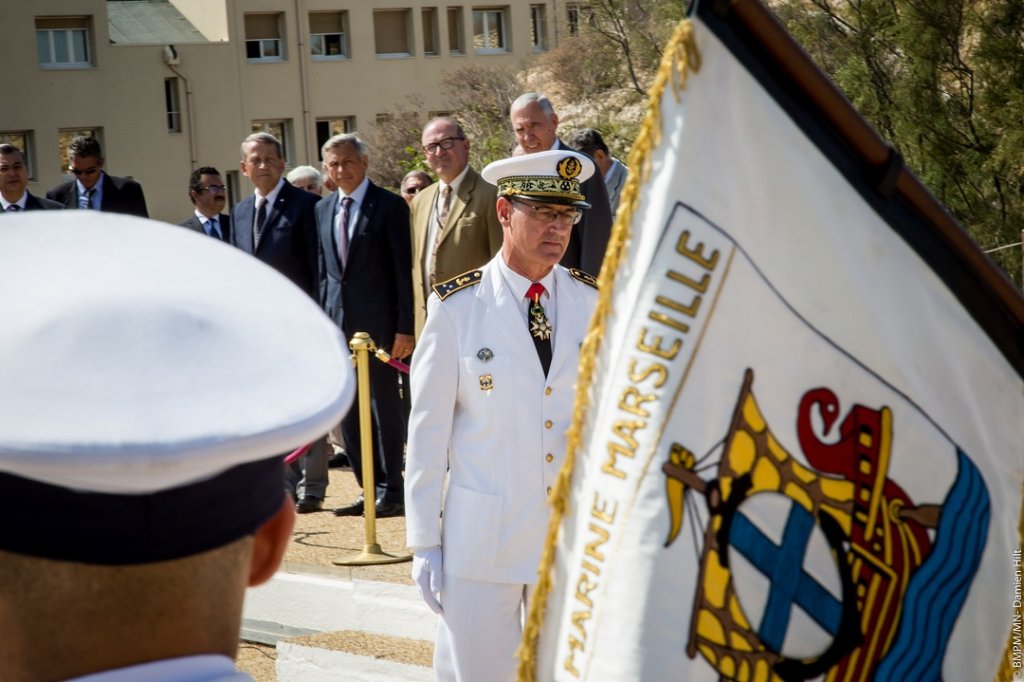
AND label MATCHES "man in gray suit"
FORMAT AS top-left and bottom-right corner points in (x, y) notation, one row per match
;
(509, 93), (613, 274)
(179, 166), (231, 242)
(0, 144), (62, 212)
